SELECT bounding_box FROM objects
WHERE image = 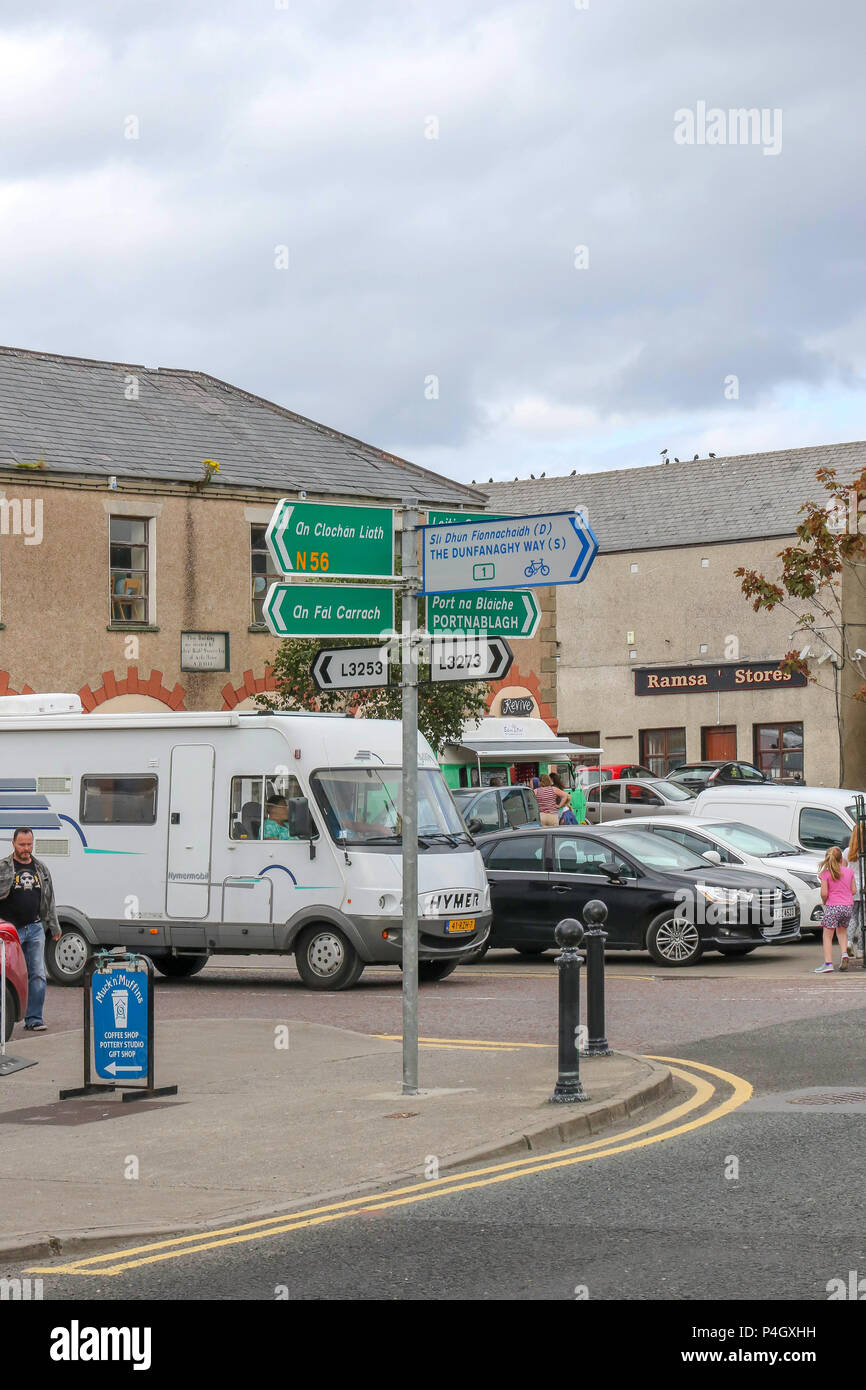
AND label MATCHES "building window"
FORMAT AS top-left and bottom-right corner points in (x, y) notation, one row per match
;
(570, 732), (601, 765)
(754, 722), (804, 782)
(110, 517), (149, 624)
(251, 525), (281, 626)
(80, 776), (158, 824)
(640, 727), (686, 777)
